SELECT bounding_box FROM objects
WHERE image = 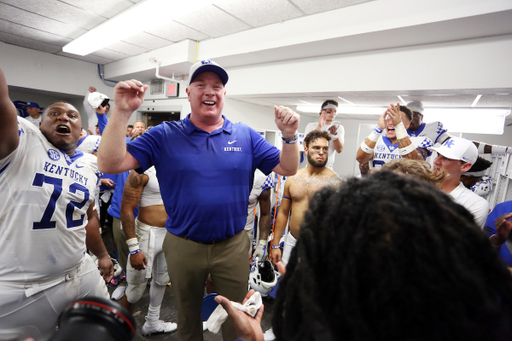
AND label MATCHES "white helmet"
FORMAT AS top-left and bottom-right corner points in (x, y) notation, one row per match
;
(249, 258), (279, 297)
(471, 176), (492, 197)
